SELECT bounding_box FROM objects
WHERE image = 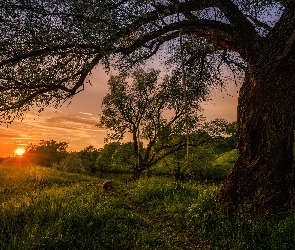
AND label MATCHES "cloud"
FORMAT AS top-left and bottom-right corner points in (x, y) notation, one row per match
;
(0, 129), (22, 139)
(44, 115), (98, 130)
(79, 112), (94, 116)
